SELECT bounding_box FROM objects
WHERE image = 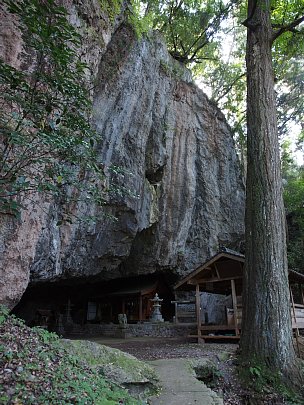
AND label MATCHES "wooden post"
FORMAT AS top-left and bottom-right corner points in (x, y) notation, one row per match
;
(139, 296), (143, 322)
(196, 284), (202, 342)
(175, 302), (178, 324)
(290, 286), (300, 357)
(301, 285), (304, 306)
(231, 279), (239, 336)
(214, 263), (220, 279)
